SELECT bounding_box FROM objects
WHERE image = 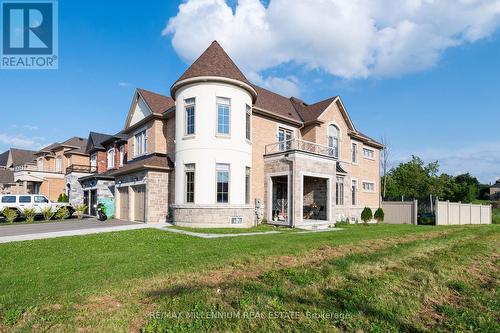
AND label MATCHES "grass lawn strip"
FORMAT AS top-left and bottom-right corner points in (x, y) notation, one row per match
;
(8, 227), (458, 332)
